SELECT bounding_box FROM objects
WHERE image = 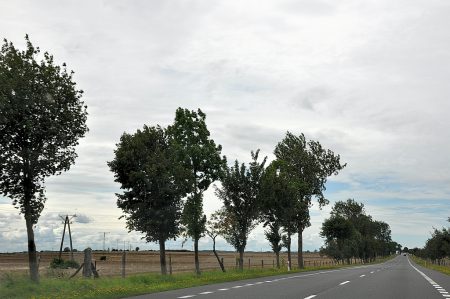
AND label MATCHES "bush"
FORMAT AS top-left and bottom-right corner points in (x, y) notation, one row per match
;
(50, 258), (80, 269)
